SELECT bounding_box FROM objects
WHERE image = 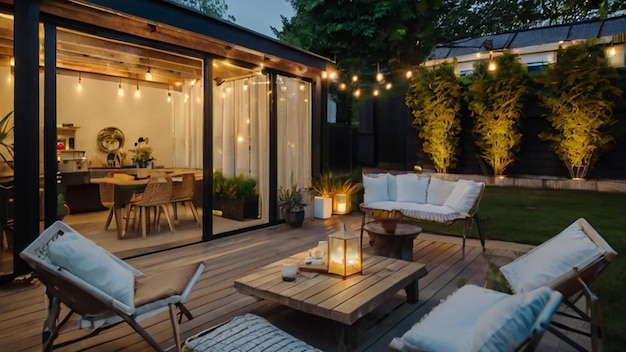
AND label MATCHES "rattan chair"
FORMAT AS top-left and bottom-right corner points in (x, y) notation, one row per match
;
(19, 221), (205, 352)
(99, 181), (115, 230)
(170, 173), (200, 226)
(125, 176), (174, 239)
